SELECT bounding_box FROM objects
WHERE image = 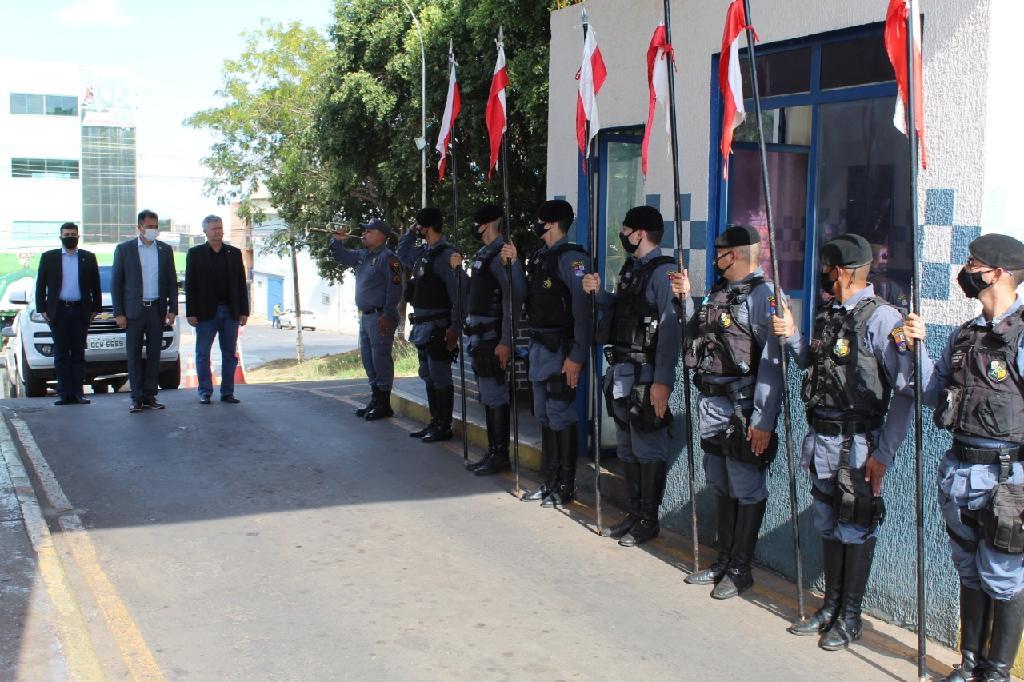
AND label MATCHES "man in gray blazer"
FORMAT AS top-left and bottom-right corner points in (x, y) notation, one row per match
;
(111, 209), (178, 413)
